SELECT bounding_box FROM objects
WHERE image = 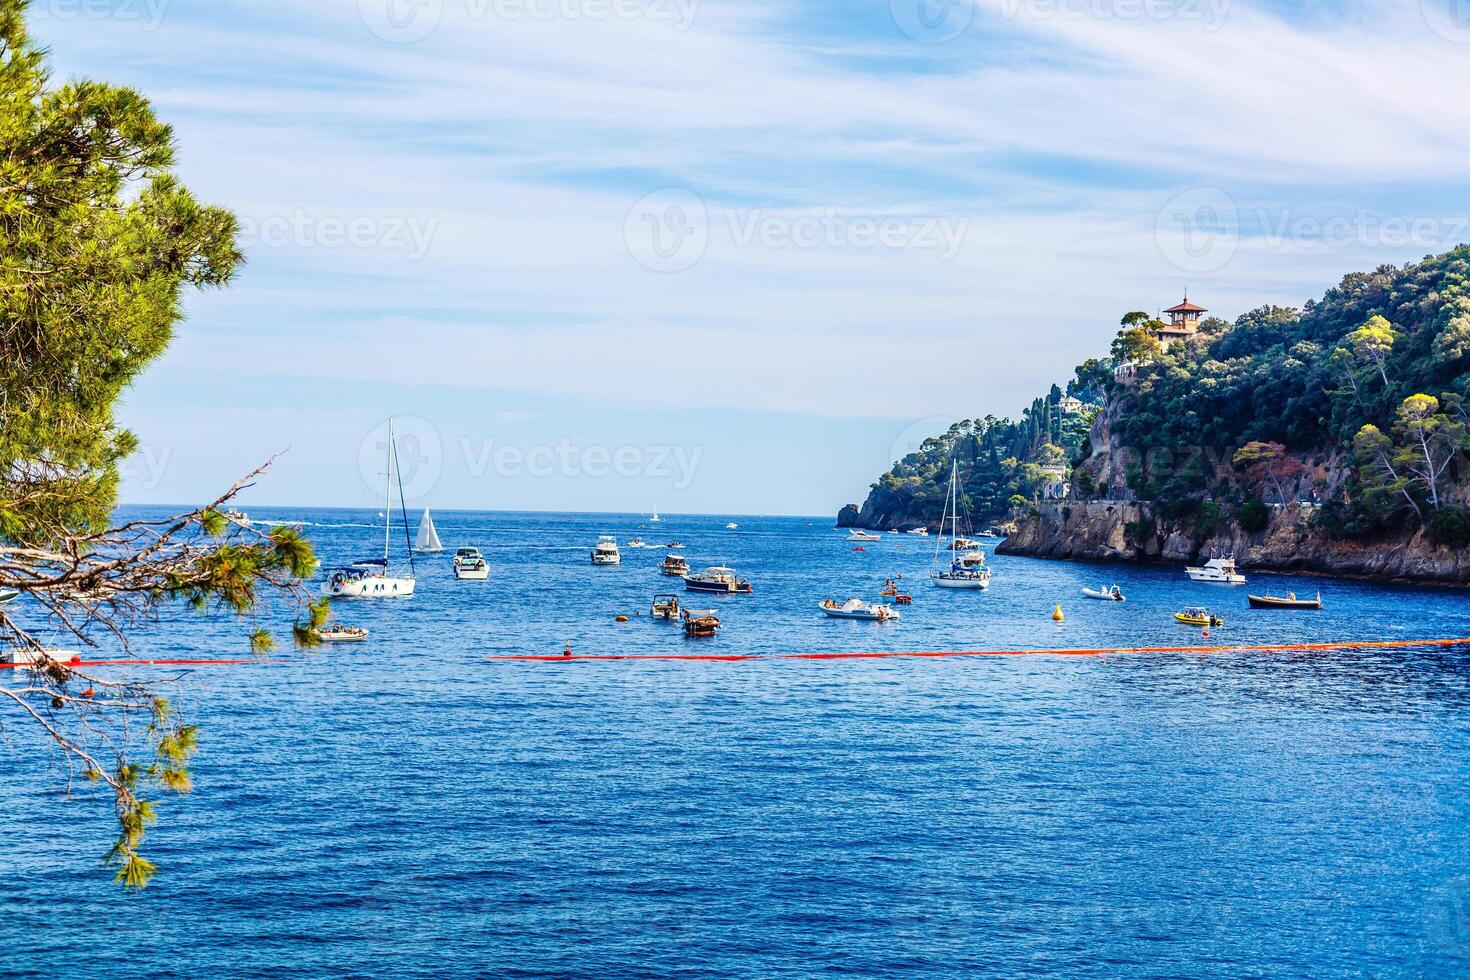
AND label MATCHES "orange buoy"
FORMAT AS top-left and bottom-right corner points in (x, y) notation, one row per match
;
(615, 615), (629, 623)
(1052, 605), (1064, 622)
